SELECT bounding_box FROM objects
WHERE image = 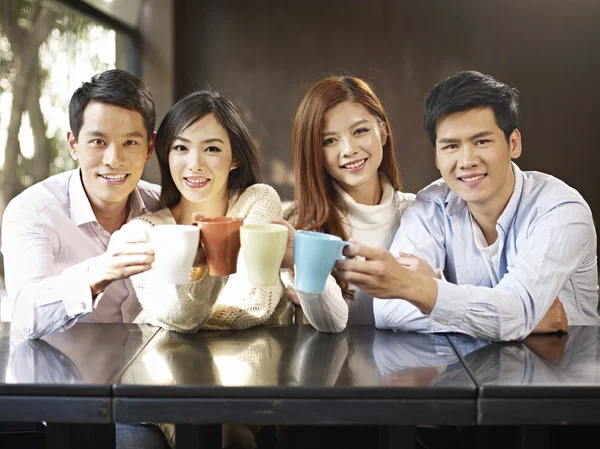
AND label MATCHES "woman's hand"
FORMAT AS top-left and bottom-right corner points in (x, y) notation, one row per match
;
(271, 218), (295, 269)
(396, 252), (440, 279)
